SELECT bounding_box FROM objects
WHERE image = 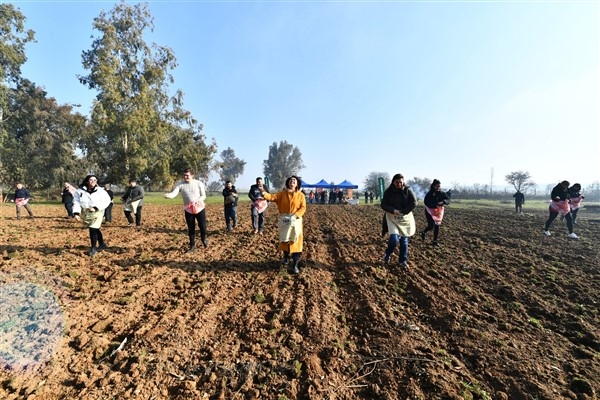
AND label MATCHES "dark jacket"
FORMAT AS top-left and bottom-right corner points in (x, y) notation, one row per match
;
(550, 184), (568, 202)
(568, 187), (583, 199)
(223, 186), (238, 208)
(248, 184), (265, 202)
(381, 185), (417, 215)
(513, 191), (525, 204)
(61, 188), (74, 204)
(122, 186), (145, 206)
(15, 188), (31, 199)
(424, 190), (449, 209)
